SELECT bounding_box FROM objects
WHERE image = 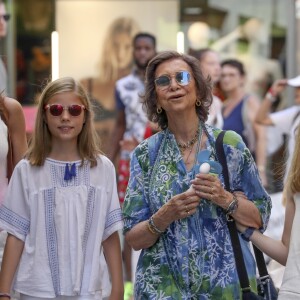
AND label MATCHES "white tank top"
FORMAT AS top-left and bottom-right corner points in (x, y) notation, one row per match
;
(0, 115), (8, 204)
(278, 193), (300, 299)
